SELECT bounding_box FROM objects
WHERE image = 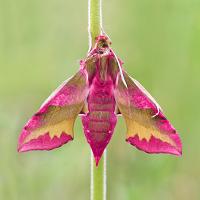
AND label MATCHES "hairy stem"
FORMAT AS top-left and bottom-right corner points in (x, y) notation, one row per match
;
(91, 151), (106, 200)
(88, 0), (102, 48)
(88, 0), (106, 200)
